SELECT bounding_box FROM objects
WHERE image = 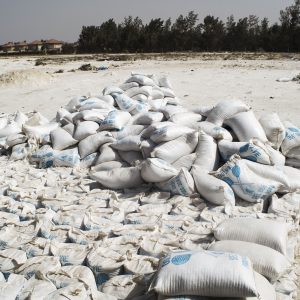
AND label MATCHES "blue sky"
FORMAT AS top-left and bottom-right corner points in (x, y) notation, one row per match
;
(0, 0), (295, 44)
